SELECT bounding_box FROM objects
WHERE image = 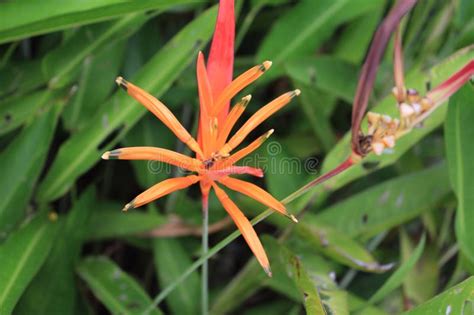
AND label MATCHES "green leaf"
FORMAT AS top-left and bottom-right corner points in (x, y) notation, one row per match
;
(401, 230), (439, 304)
(15, 188), (95, 315)
(86, 206), (166, 240)
(0, 59), (45, 98)
(36, 5), (217, 203)
(256, 0), (383, 76)
(286, 252), (327, 315)
(0, 91), (55, 135)
(61, 39), (126, 132)
(77, 256), (162, 315)
(295, 222), (393, 273)
(0, 102), (61, 234)
(333, 0), (386, 64)
(280, 242), (349, 315)
(403, 277), (474, 315)
(153, 239), (200, 315)
(314, 163), (450, 240)
(43, 14), (148, 89)
(367, 234), (426, 306)
(0, 213), (59, 314)
(0, 0), (203, 44)
(444, 84), (474, 264)
(285, 56), (359, 102)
